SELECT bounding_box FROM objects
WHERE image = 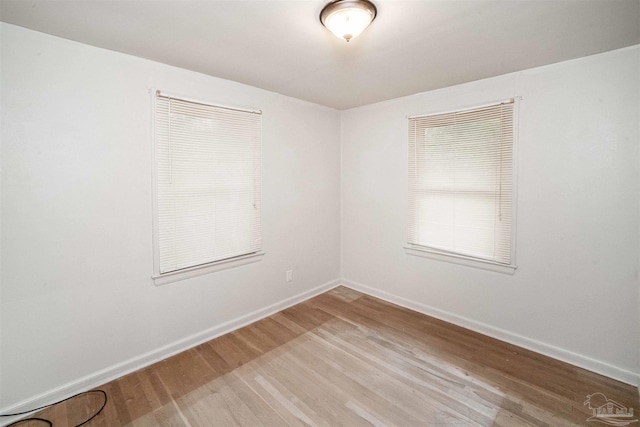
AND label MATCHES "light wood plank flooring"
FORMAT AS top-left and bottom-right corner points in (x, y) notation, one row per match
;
(21, 286), (639, 426)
